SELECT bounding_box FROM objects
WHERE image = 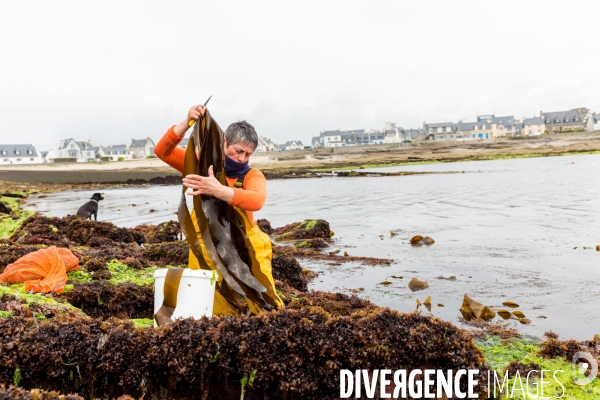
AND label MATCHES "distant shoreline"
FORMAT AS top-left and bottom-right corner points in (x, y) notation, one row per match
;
(0, 131), (598, 186)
